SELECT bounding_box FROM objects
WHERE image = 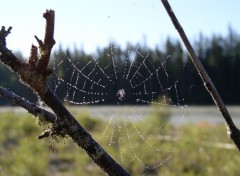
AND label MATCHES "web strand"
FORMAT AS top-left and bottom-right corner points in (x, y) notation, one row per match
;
(52, 45), (187, 174)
